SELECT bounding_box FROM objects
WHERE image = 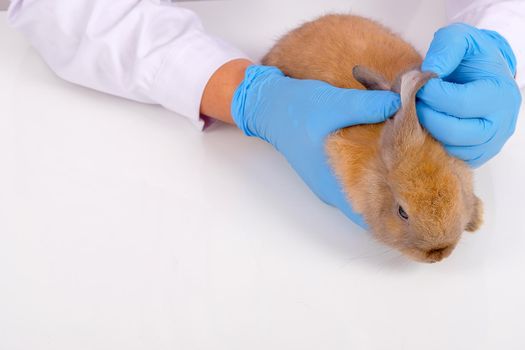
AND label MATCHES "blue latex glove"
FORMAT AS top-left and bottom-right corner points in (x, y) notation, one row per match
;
(417, 23), (522, 167)
(231, 65), (400, 227)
